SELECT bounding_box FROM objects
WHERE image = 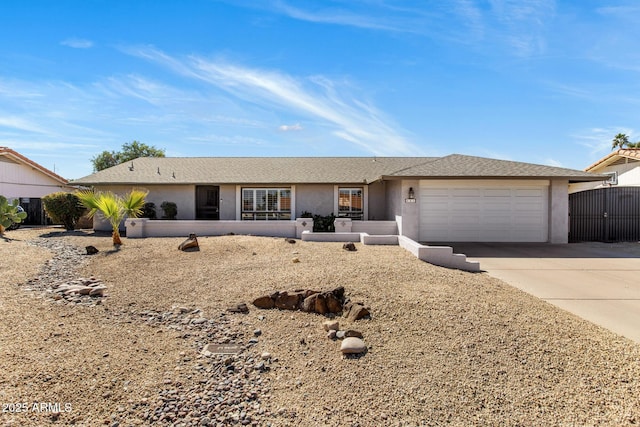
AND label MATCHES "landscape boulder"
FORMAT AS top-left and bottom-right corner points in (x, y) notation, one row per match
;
(342, 242), (357, 251)
(178, 233), (199, 251)
(340, 337), (367, 354)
